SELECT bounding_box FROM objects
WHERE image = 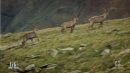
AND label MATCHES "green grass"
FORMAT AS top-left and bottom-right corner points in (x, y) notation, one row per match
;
(1, 17), (130, 73)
